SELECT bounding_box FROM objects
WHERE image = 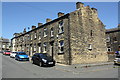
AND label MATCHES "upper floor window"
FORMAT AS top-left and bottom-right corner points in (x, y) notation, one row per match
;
(21, 37), (23, 42)
(34, 32), (37, 39)
(113, 37), (117, 42)
(44, 28), (47, 37)
(31, 34), (33, 40)
(19, 38), (20, 42)
(39, 31), (41, 40)
(90, 30), (93, 37)
(50, 28), (54, 37)
(23, 37), (24, 41)
(58, 20), (64, 34)
(88, 44), (92, 51)
(24, 36), (27, 41)
(27, 34), (30, 40)
(106, 36), (110, 42)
